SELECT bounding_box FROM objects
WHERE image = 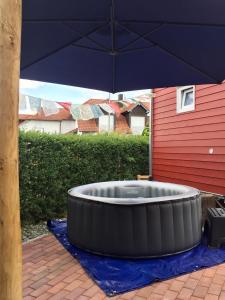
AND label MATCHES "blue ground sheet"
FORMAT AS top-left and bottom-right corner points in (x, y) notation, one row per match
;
(48, 220), (225, 296)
